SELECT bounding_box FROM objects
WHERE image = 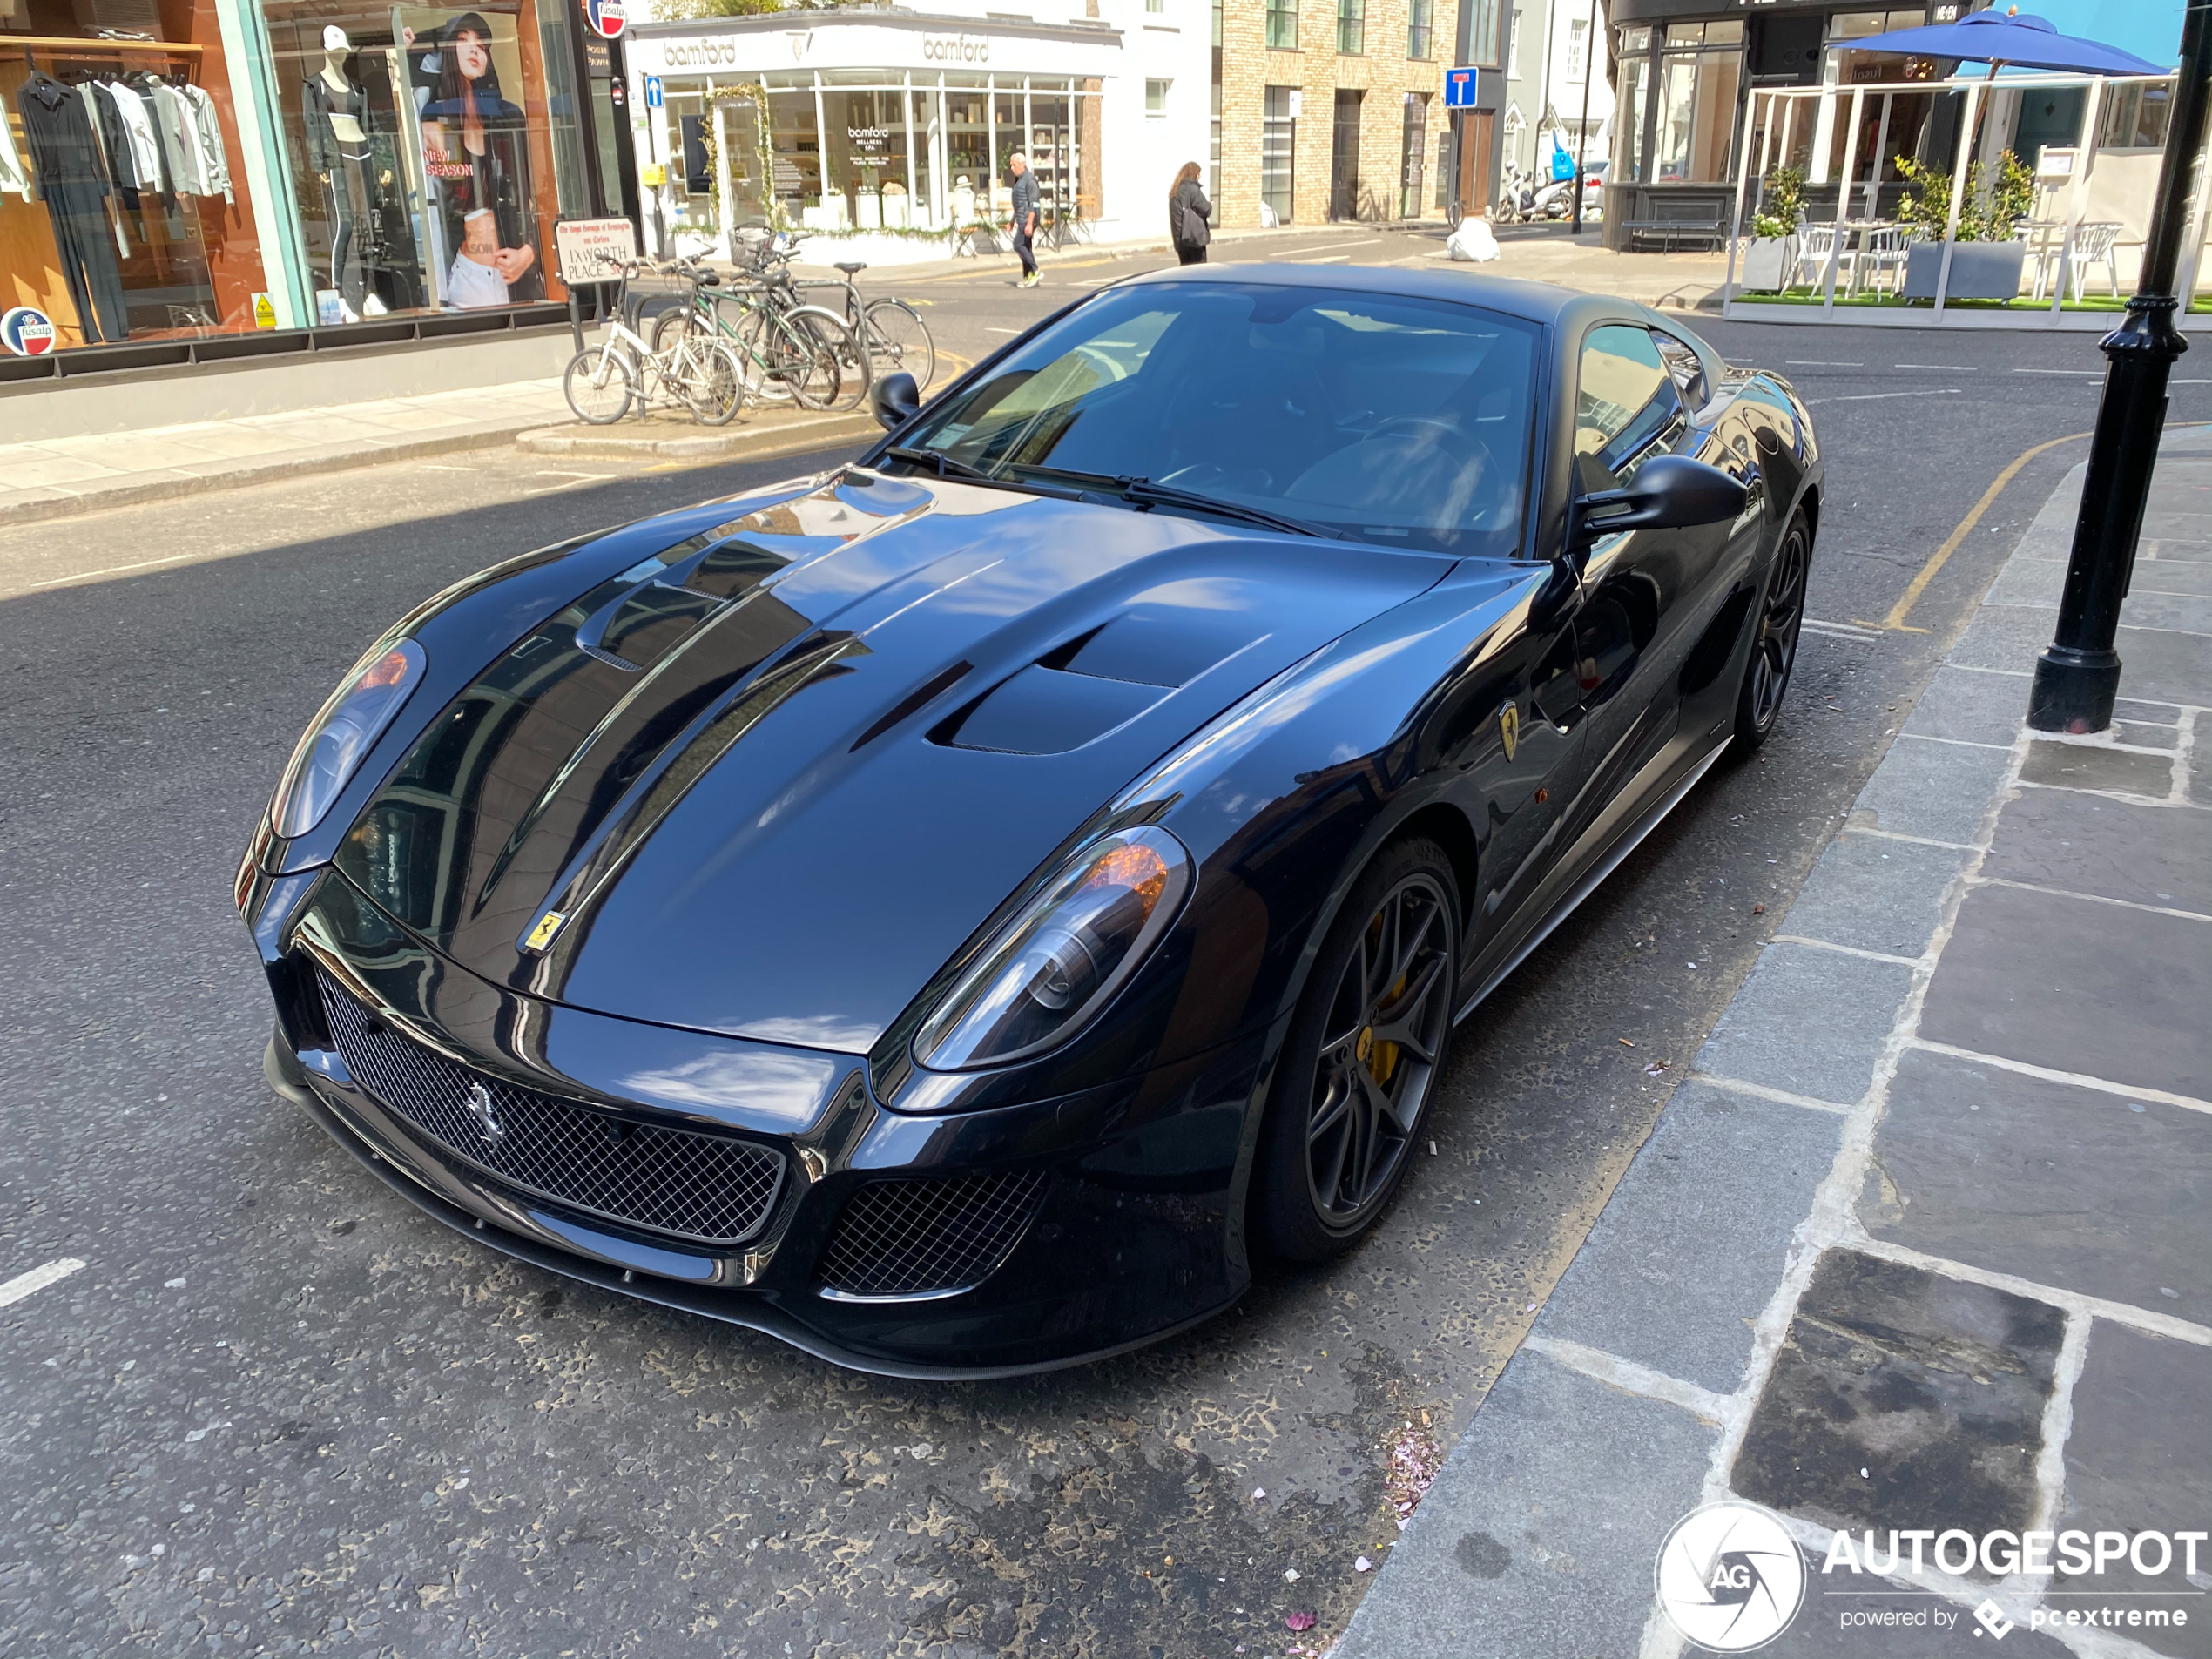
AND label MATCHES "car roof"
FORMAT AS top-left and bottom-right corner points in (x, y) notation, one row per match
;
(1114, 259), (1636, 329)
